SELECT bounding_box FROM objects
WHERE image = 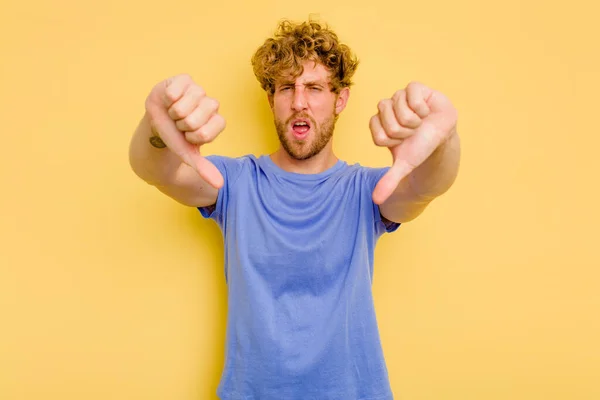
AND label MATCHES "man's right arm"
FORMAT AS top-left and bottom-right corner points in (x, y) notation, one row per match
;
(128, 74), (226, 208)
